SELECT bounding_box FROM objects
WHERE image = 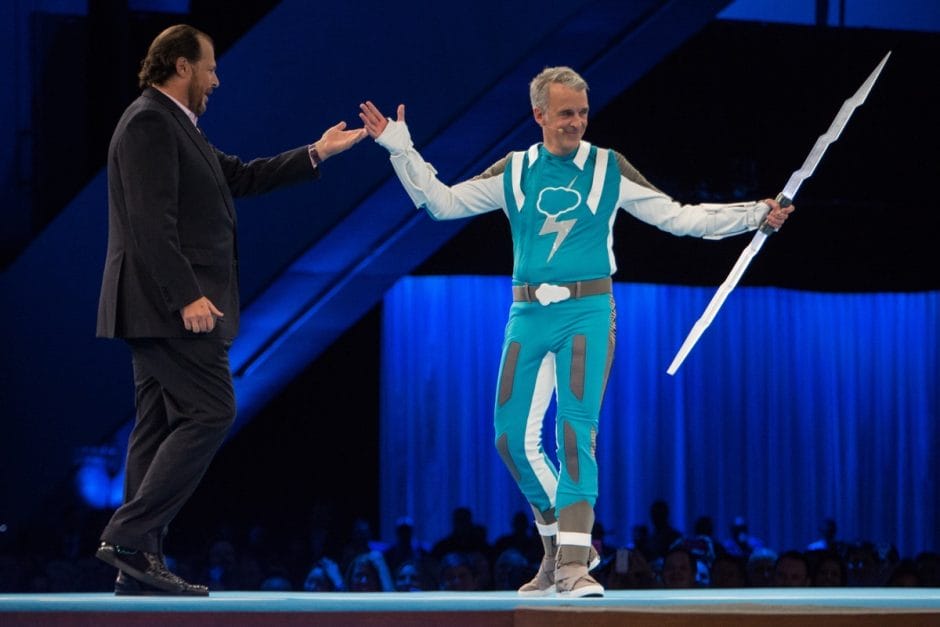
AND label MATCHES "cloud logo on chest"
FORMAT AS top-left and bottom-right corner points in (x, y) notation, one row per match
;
(536, 186), (581, 218)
